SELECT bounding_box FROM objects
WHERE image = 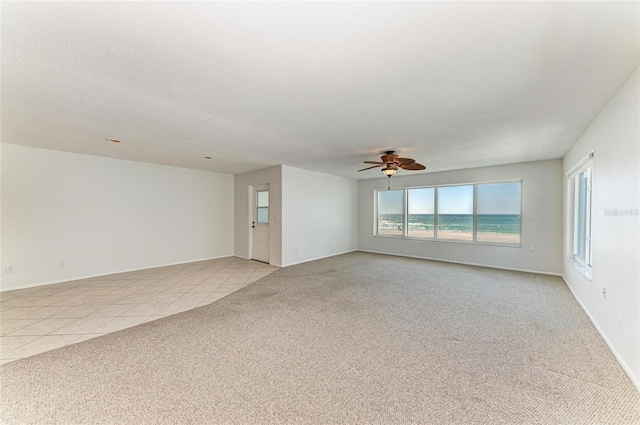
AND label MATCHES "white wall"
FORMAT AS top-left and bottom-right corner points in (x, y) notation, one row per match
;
(0, 144), (2, 287)
(1, 144), (234, 291)
(358, 159), (563, 274)
(281, 165), (358, 266)
(562, 67), (639, 389)
(234, 166), (283, 266)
